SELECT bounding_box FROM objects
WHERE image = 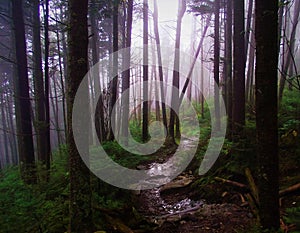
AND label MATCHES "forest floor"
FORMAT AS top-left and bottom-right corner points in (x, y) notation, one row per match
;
(136, 173), (254, 233)
(130, 137), (256, 233)
(128, 133), (300, 233)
